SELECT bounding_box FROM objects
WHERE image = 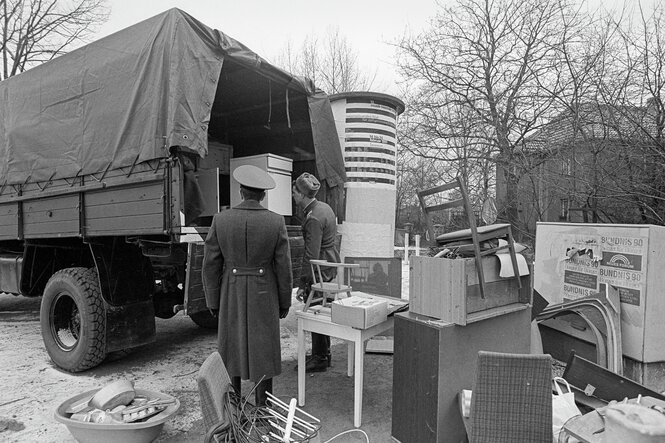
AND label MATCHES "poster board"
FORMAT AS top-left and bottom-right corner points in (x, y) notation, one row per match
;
(534, 222), (665, 362)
